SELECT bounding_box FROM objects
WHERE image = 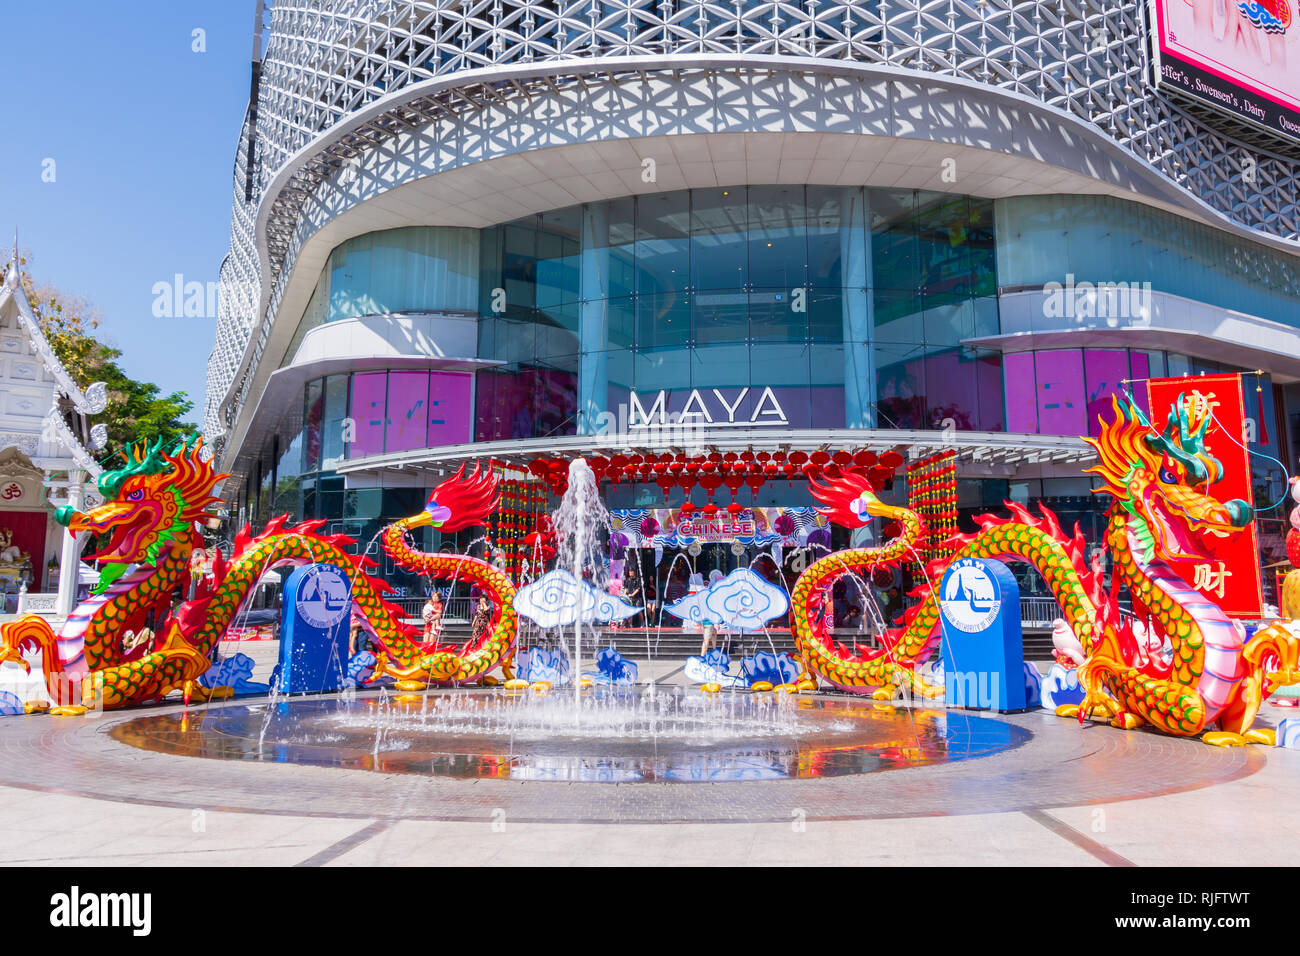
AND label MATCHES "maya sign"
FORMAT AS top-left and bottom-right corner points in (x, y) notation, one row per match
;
(1145, 373), (1263, 619)
(630, 387), (788, 430)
